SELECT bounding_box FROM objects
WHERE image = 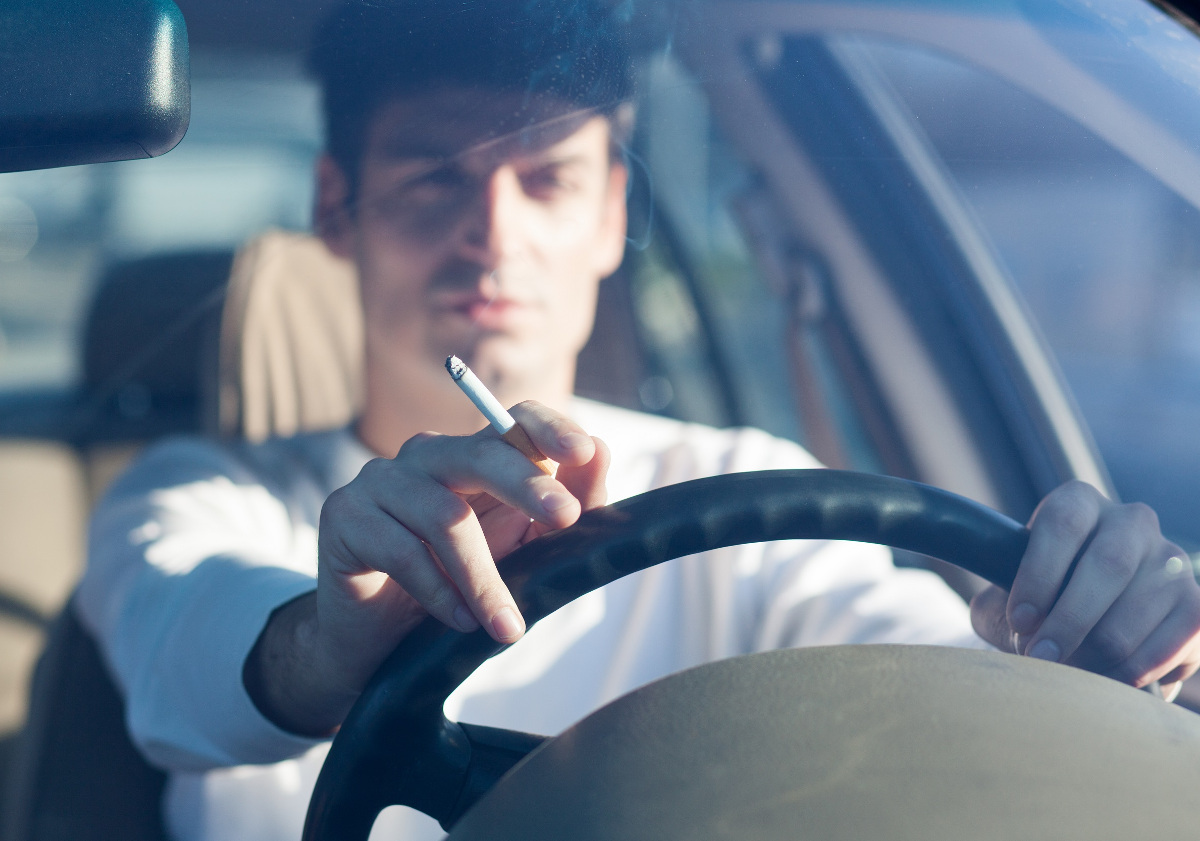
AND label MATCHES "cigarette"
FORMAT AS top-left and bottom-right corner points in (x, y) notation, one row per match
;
(446, 355), (555, 475)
